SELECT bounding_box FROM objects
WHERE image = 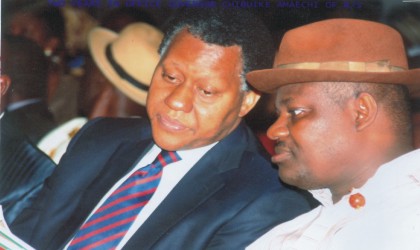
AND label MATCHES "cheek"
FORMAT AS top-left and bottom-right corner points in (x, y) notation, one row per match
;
(293, 119), (339, 162)
(194, 105), (225, 129)
(306, 121), (352, 171)
(147, 84), (167, 110)
(195, 101), (241, 133)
